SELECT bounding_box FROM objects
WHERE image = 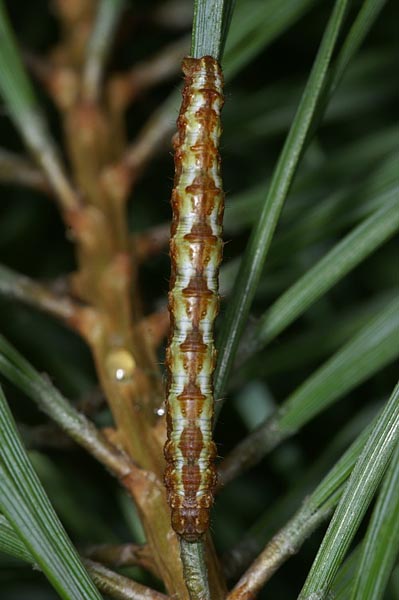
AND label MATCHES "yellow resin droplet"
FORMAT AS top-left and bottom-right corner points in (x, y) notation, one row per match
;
(105, 349), (136, 382)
